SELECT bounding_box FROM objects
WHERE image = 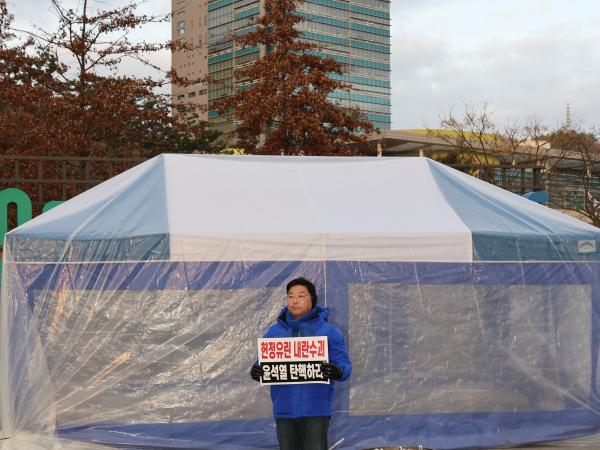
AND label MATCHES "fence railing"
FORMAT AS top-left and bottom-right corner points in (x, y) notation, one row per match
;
(0, 154), (148, 214)
(449, 163), (600, 214)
